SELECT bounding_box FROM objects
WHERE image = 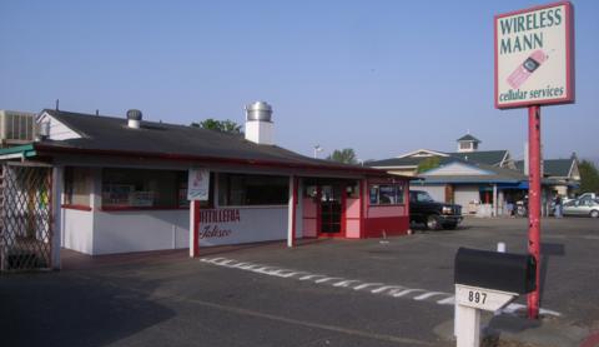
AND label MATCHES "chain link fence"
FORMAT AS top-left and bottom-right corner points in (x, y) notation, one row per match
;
(0, 163), (53, 271)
